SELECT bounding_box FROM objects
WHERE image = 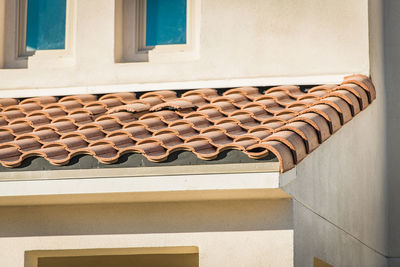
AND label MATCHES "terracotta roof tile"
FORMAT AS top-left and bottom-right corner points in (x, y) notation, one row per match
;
(0, 75), (376, 172)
